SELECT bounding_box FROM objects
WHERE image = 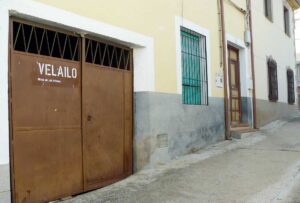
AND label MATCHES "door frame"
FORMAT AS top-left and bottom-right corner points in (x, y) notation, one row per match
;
(227, 45), (242, 126)
(8, 17), (15, 203)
